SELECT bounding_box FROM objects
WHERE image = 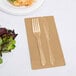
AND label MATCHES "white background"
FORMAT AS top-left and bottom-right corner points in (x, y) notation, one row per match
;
(0, 0), (76, 76)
